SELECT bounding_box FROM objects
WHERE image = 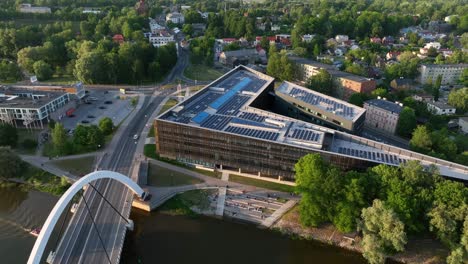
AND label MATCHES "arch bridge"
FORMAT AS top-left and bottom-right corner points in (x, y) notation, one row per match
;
(27, 170), (145, 264)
